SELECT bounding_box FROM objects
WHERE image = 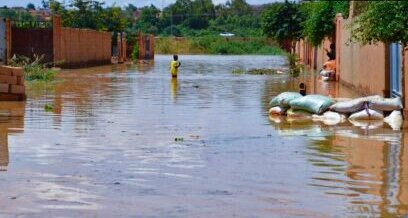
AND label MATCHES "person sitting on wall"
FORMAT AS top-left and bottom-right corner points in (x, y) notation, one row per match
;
(324, 43), (336, 61)
(170, 55), (181, 78)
